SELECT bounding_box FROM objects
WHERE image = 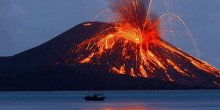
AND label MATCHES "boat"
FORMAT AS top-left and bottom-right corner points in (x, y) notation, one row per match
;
(84, 93), (106, 101)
